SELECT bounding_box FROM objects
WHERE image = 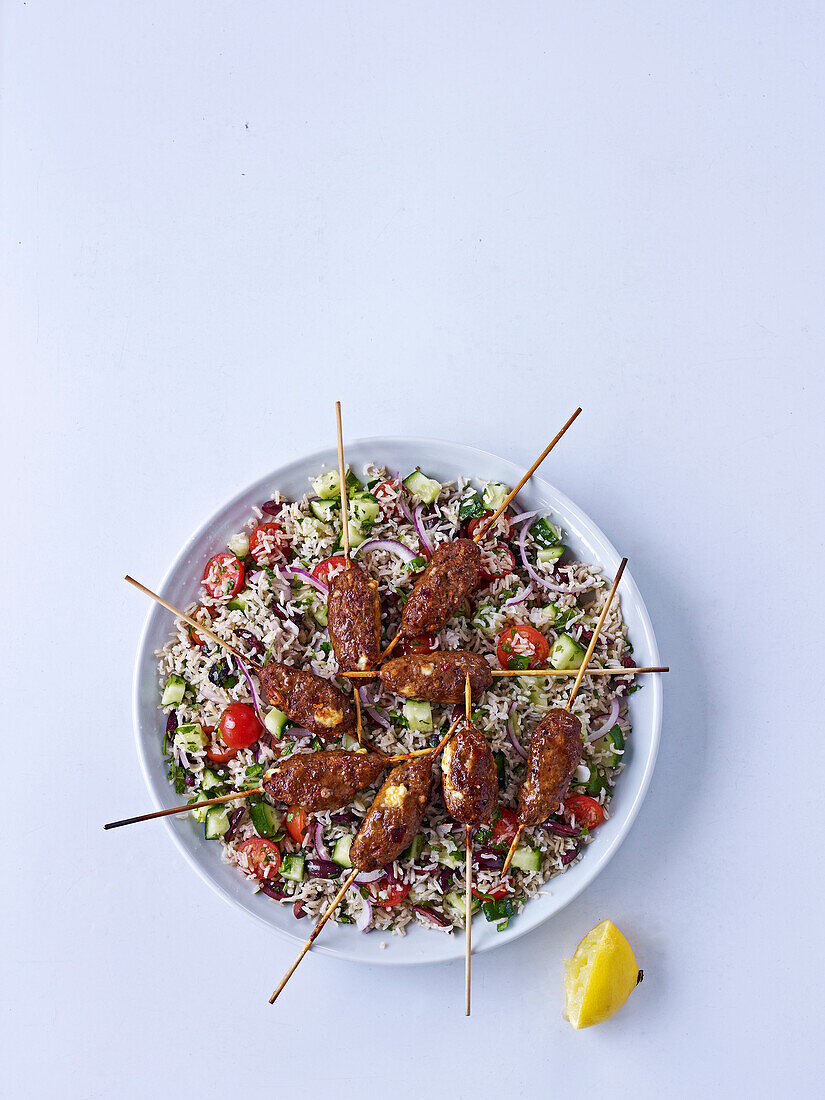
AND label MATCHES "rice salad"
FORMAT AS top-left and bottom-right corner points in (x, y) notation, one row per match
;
(156, 464), (638, 937)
